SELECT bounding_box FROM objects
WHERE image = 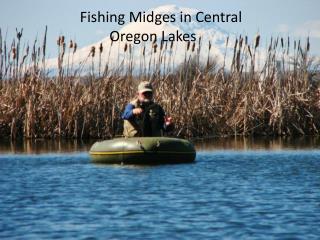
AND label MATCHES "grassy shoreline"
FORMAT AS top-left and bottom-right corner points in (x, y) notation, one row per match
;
(0, 28), (320, 139)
